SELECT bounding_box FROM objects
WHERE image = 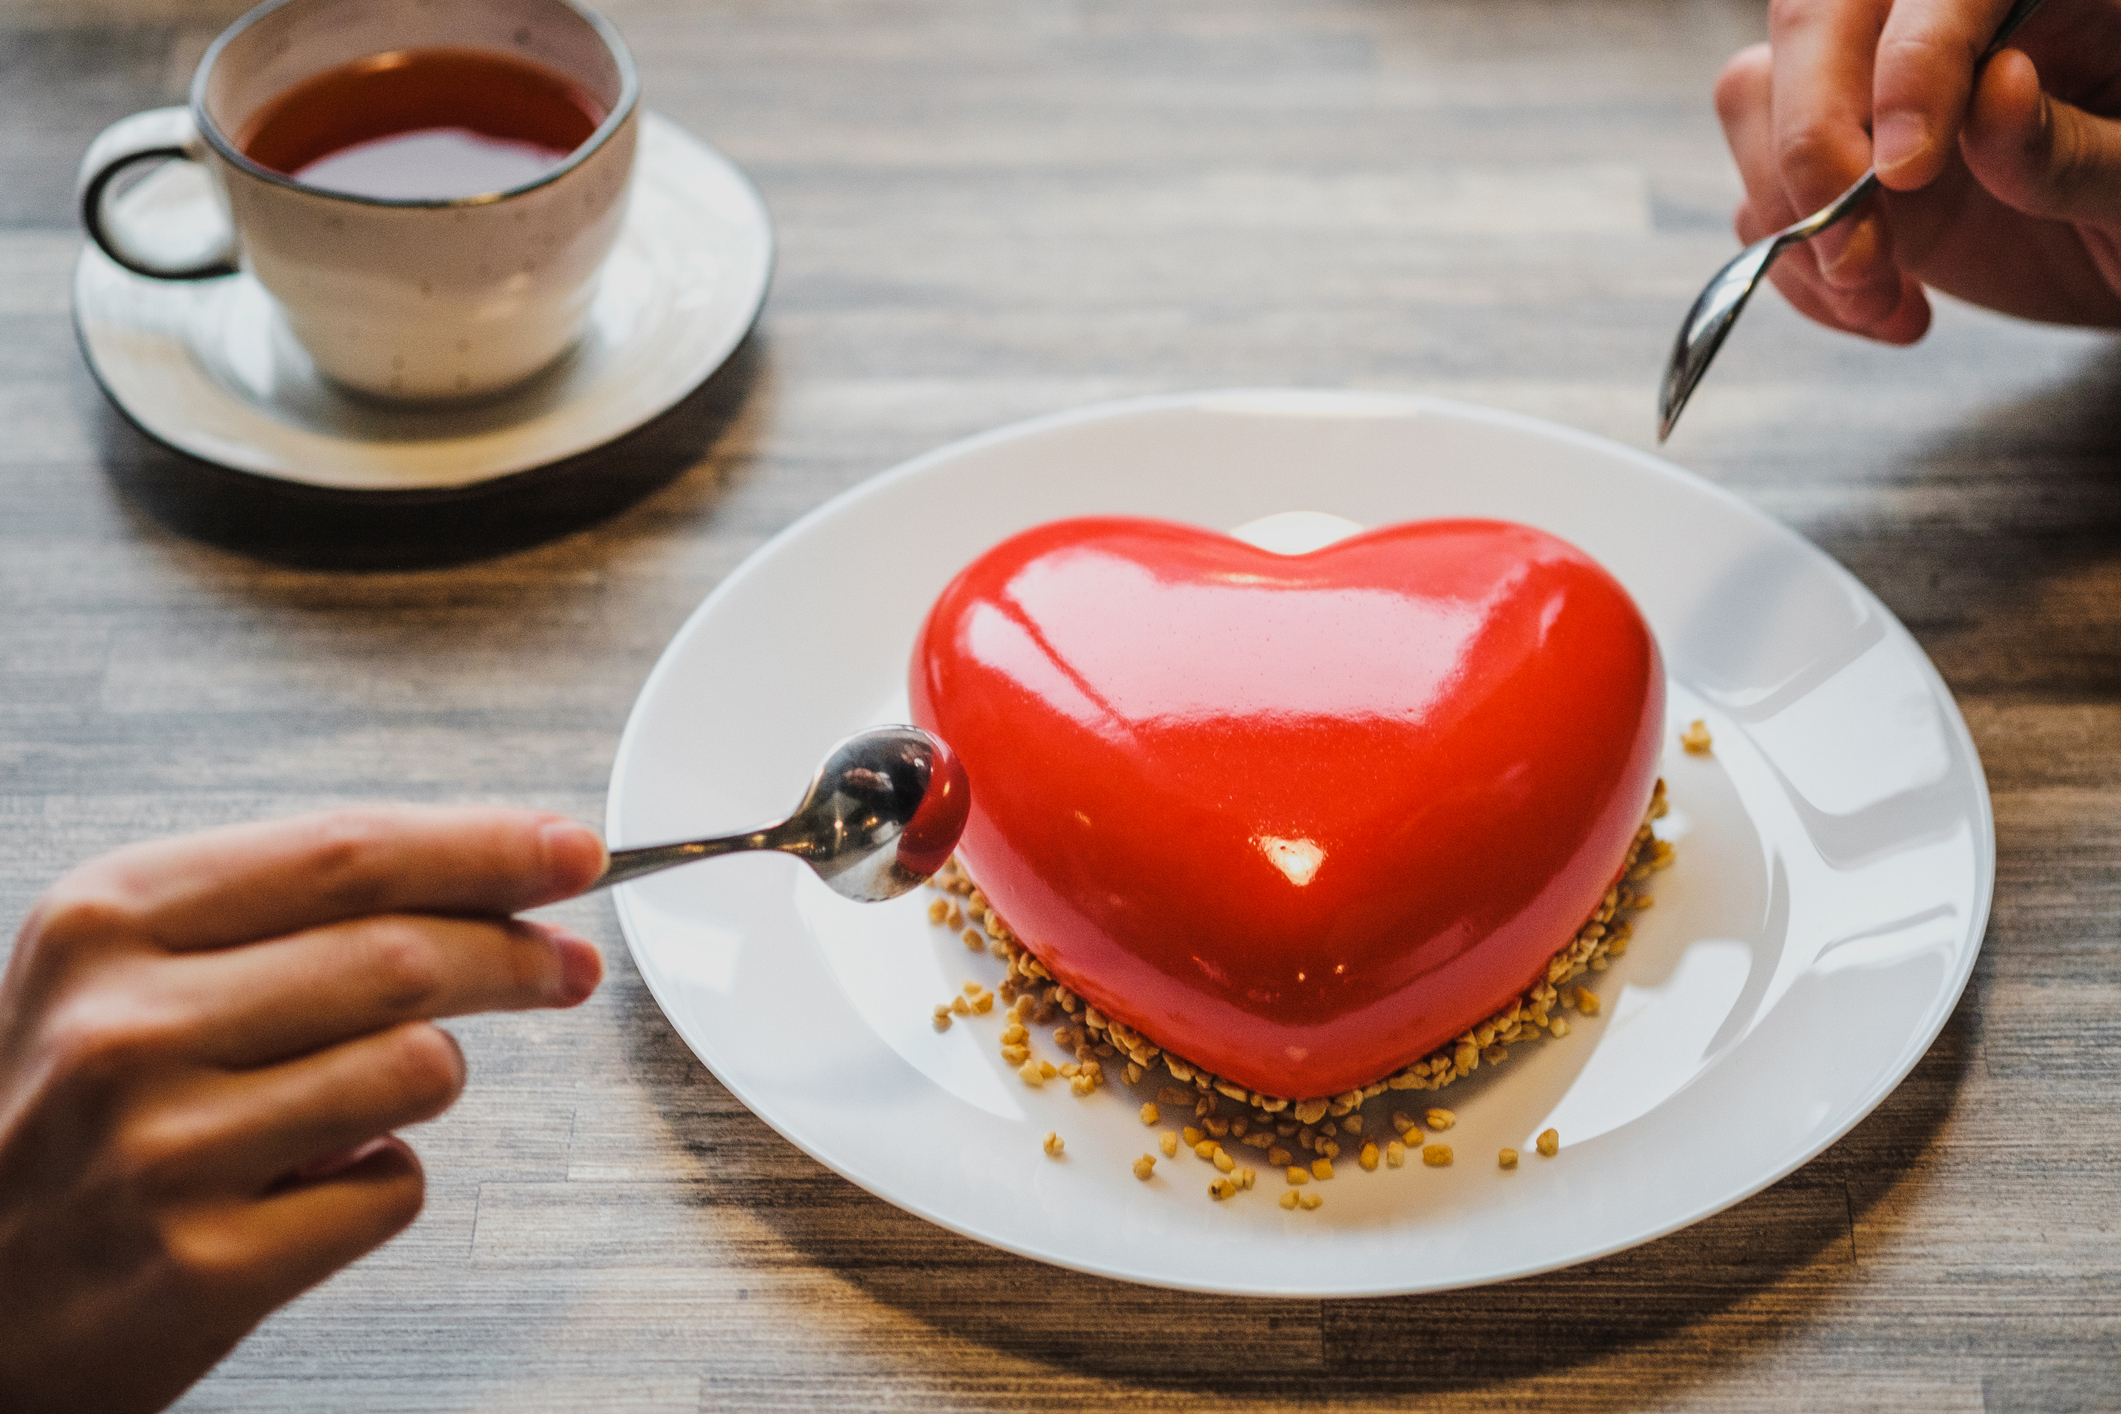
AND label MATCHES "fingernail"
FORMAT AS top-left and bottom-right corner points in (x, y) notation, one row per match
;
(548, 929), (604, 1004)
(538, 817), (608, 893)
(1874, 111), (1928, 181)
